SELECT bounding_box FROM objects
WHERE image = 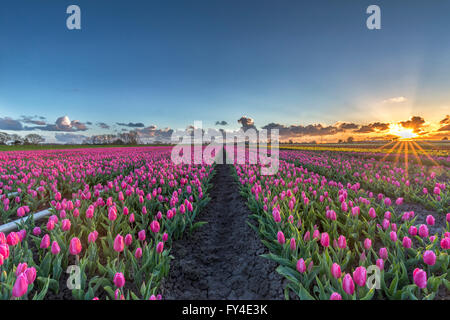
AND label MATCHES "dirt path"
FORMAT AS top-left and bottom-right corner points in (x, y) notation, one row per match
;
(160, 163), (284, 300)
